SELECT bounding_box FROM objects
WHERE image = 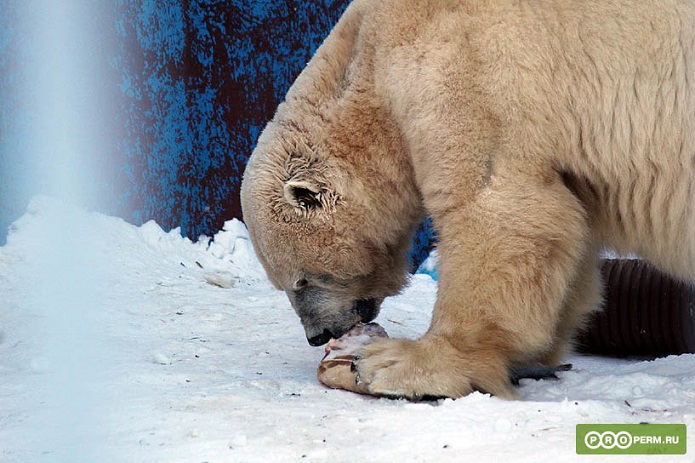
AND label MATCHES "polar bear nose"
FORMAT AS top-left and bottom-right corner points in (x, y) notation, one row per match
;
(308, 329), (334, 346)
